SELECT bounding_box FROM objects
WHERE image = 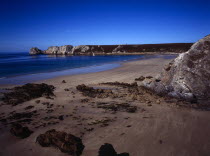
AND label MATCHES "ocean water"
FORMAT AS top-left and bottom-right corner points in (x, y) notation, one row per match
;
(0, 52), (177, 85)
